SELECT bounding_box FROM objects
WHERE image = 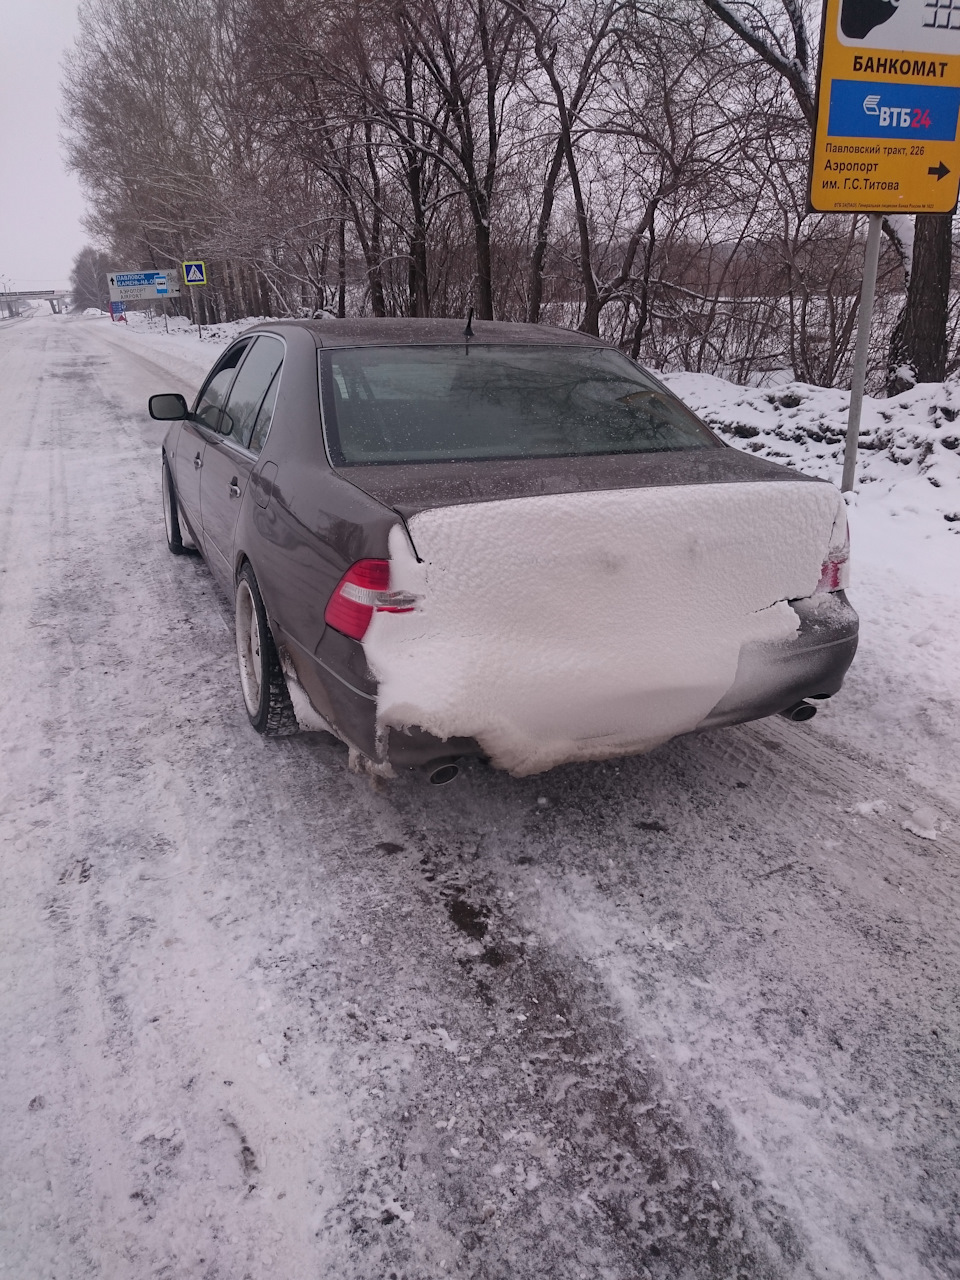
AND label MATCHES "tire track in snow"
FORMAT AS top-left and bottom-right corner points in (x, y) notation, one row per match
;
(442, 728), (959, 1278)
(1, 317), (342, 1278)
